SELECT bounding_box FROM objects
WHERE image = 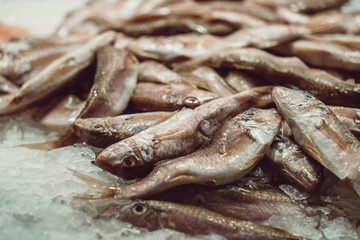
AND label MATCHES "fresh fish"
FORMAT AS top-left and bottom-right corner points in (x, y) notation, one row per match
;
(249, 0), (348, 13)
(306, 11), (360, 35)
(312, 34), (360, 50)
(328, 106), (360, 139)
(93, 200), (306, 240)
(71, 111), (174, 148)
(77, 108), (281, 198)
(129, 82), (219, 112)
(0, 31), (116, 115)
(40, 94), (85, 134)
(0, 41), (83, 85)
(0, 75), (19, 94)
(78, 46), (138, 118)
(271, 38), (360, 72)
(265, 134), (323, 193)
(95, 86), (274, 179)
(225, 71), (264, 93)
(121, 15), (235, 37)
(138, 60), (183, 84)
(174, 47), (360, 107)
(188, 66), (236, 97)
(272, 86), (360, 197)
